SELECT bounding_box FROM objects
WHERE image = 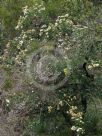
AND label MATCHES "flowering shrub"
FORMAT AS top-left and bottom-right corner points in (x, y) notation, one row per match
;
(1, 0), (102, 136)
(2, 0), (101, 66)
(5, 88), (85, 136)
